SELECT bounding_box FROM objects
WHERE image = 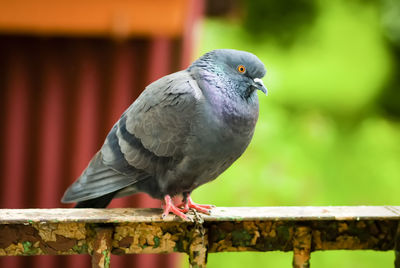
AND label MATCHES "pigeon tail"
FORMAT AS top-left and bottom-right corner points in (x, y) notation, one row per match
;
(74, 191), (117, 208)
